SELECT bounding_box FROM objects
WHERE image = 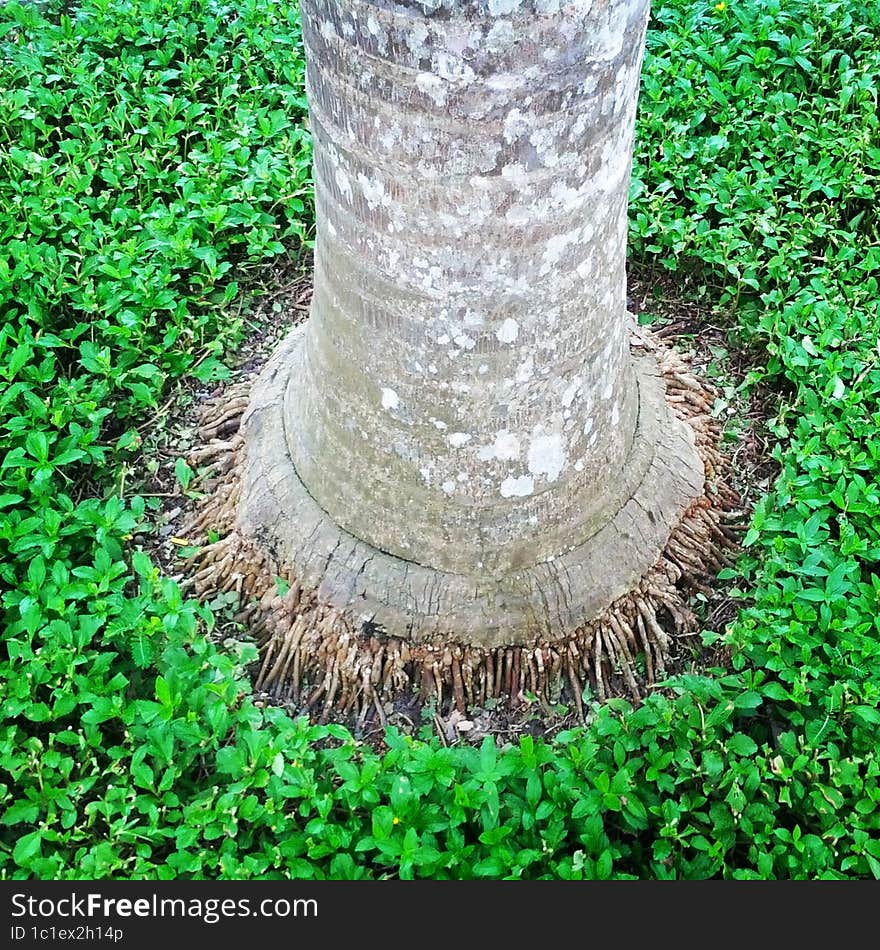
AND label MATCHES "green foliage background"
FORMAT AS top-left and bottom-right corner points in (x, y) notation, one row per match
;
(1, 0), (879, 878)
